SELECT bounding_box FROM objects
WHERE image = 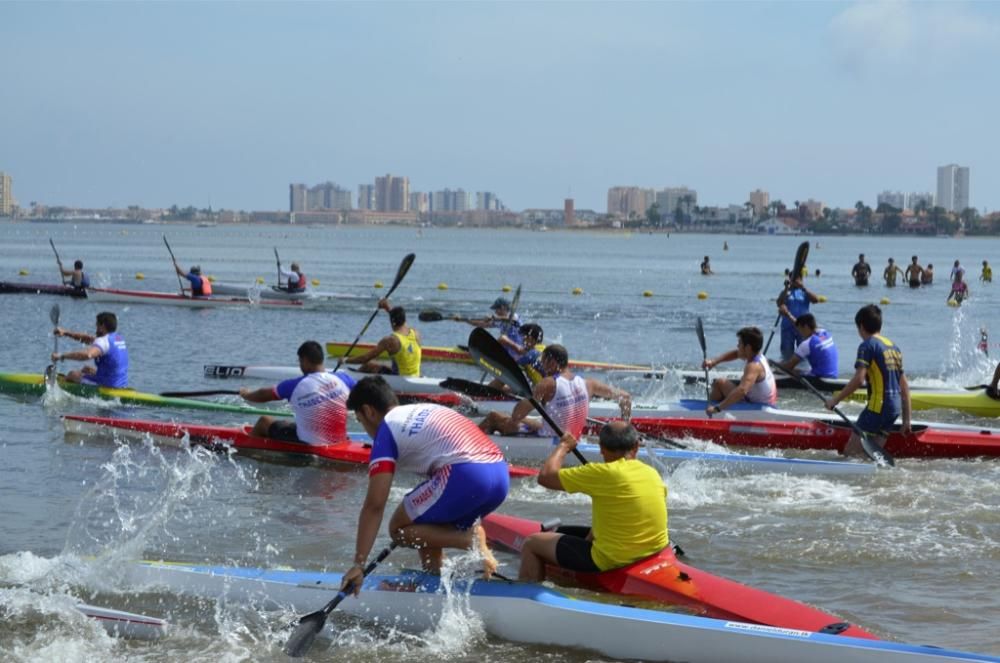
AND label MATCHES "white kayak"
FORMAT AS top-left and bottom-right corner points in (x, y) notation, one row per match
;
(87, 287), (306, 309)
(203, 364), (453, 394)
(76, 603), (167, 640)
(123, 561), (998, 663)
(211, 282), (368, 303)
